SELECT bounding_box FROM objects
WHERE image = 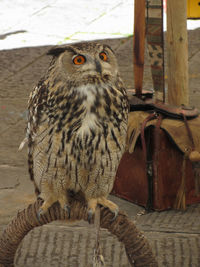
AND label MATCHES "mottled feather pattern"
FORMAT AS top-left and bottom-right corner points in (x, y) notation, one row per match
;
(26, 42), (129, 216)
